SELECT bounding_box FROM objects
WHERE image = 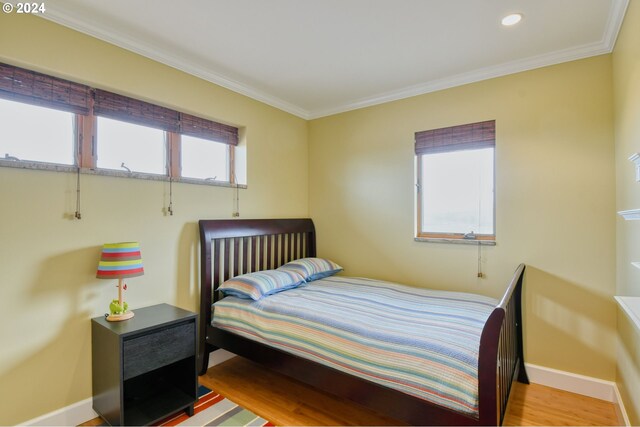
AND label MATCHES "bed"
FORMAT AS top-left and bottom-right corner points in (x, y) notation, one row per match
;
(197, 218), (528, 426)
